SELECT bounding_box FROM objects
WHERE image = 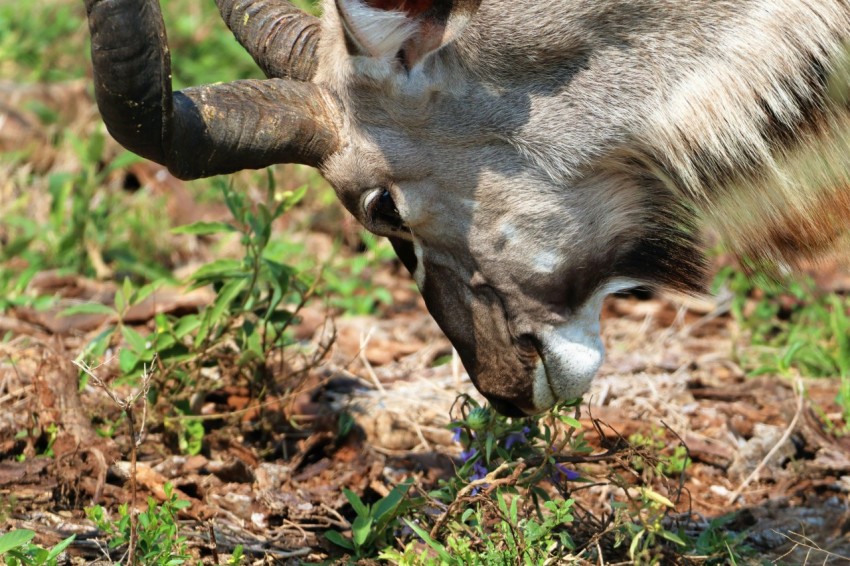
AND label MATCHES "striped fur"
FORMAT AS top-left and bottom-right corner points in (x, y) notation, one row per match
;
(634, 0), (850, 266)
